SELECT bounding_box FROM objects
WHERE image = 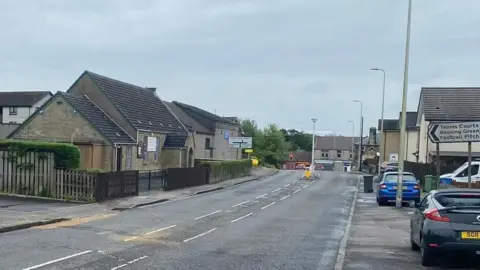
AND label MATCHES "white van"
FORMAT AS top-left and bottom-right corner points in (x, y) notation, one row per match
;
(440, 161), (480, 183)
